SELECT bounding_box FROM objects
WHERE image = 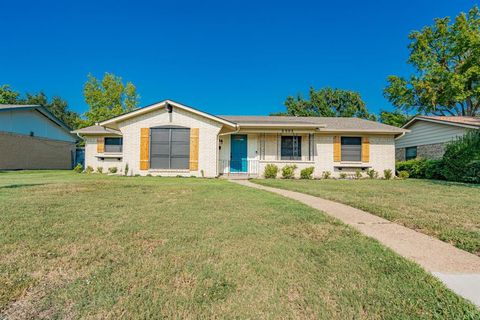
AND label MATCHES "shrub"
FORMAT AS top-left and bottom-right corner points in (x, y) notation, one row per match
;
(96, 167), (103, 173)
(339, 172), (347, 179)
(366, 169), (378, 179)
(321, 171), (331, 179)
(441, 131), (480, 183)
(108, 167), (118, 174)
(383, 169), (393, 180)
(300, 167), (314, 179)
(281, 165), (297, 179)
(395, 158), (429, 178)
(424, 159), (445, 180)
(398, 170), (409, 179)
(354, 170), (363, 179)
(85, 165), (94, 173)
(124, 163), (129, 176)
(264, 164), (279, 179)
(73, 163), (83, 173)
